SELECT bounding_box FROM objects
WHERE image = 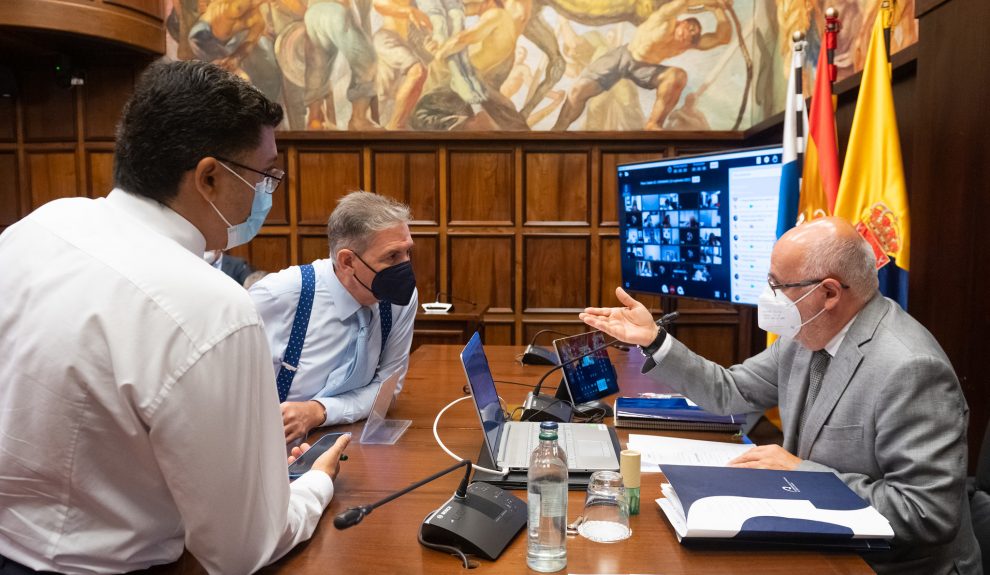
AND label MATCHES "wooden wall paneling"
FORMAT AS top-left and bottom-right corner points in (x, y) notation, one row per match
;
(82, 63), (136, 140)
(412, 232), (438, 306)
(0, 1), (166, 54)
(296, 149), (363, 225)
(28, 151), (77, 208)
(523, 149), (589, 224)
(522, 321), (588, 346)
(448, 235), (514, 314)
(483, 321), (514, 346)
(267, 152), (289, 225)
(0, 153), (19, 227)
(372, 150), (438, 224)
(911, 0), (990, 472)
(299, 233), (329, 266)
(22, 64), (76, 142)
(447, 149), (513, 225)
(523, 234), (590, 311)
(245, 235), (291, 273)
(86, 150), (113, 197)
(0, 97), (14, 141)
(672, 323), (737, 368)
(599, 150), (666, 225)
